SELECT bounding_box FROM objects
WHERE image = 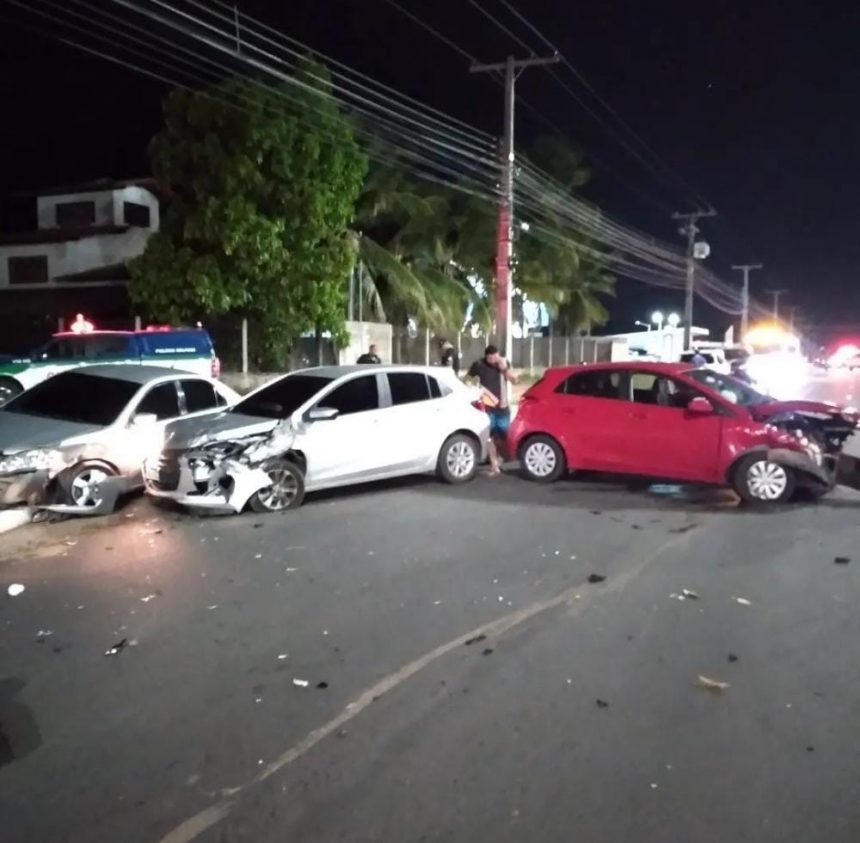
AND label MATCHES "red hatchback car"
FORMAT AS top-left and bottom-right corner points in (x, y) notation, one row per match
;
(509, 362), (857, 503)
